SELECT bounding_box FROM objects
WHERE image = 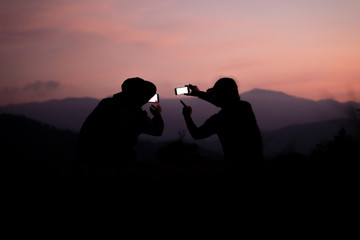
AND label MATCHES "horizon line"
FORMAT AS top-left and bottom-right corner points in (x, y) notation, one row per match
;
(1, 88), (359, 107)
